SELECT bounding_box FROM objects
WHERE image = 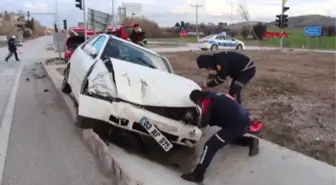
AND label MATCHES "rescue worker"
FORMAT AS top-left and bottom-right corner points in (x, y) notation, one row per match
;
(197, 51), (255, 104)
(128, 23), (147, 46)
(181, 89), (259, 183)
(5, 35), (20, 62)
